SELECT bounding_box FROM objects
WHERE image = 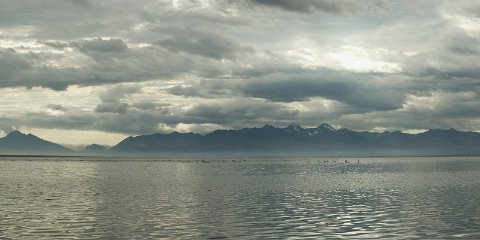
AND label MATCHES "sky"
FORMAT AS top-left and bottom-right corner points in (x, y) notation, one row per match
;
(1, 0), (480, 146)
